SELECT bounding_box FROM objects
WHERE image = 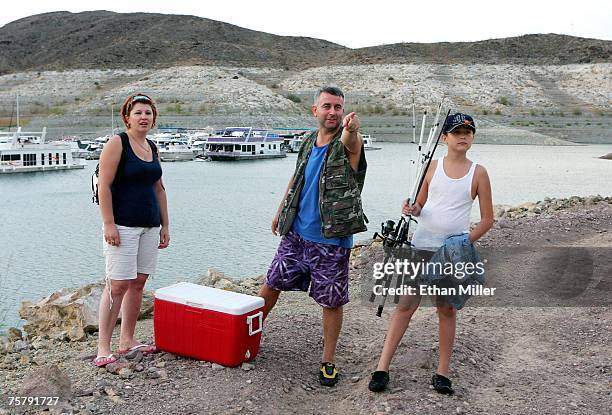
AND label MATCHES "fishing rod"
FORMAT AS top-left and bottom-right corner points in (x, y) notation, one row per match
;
(425, 102), (443, 160)
(371, 109), (451, 317)
(411, 91), (416, 144)
(417, 110), (427, 161)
